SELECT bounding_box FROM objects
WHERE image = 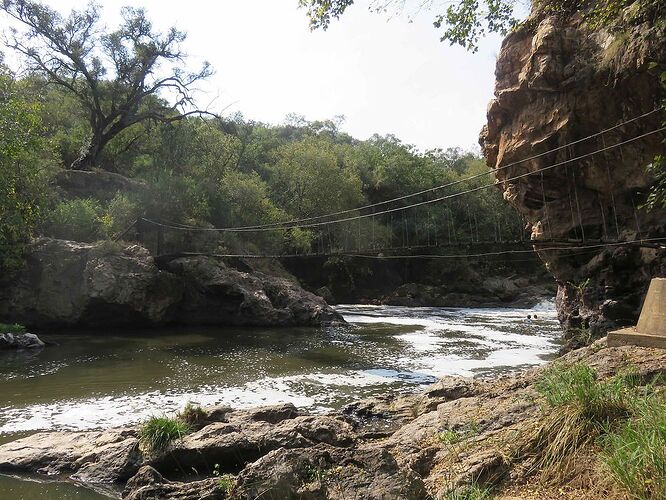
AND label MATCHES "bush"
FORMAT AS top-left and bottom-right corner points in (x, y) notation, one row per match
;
(45, 198), (103, 242)
(0, 323), (26, 334)
(139, 416), (191, 453)
(99, 192), (142, 240)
